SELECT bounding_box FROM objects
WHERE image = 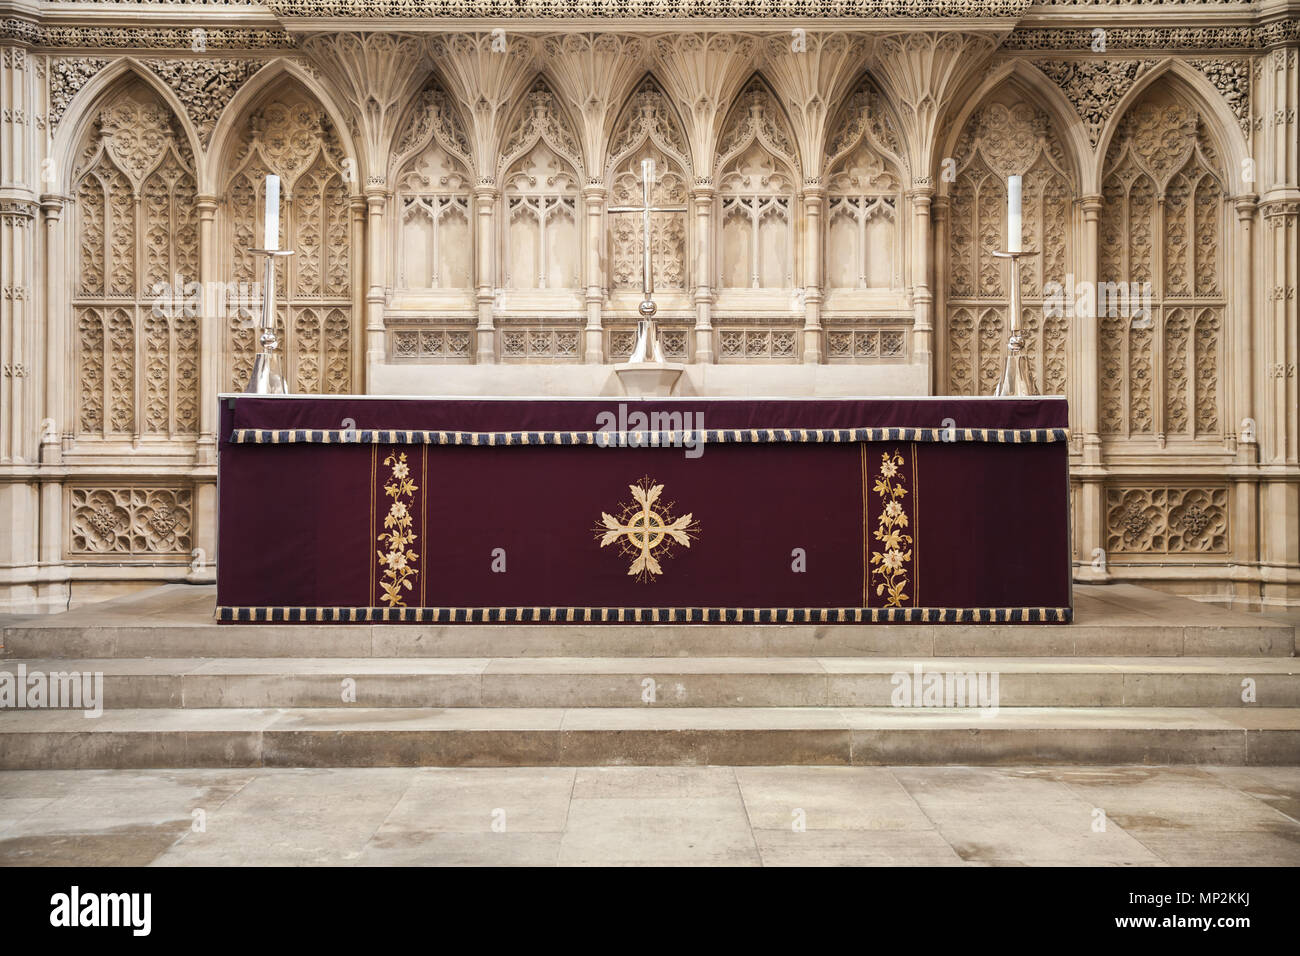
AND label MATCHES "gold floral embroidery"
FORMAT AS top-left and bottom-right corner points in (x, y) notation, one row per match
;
(870, 450), (913, 608)
(376, 452), (419, 607)
(595, 477), (699, 583)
